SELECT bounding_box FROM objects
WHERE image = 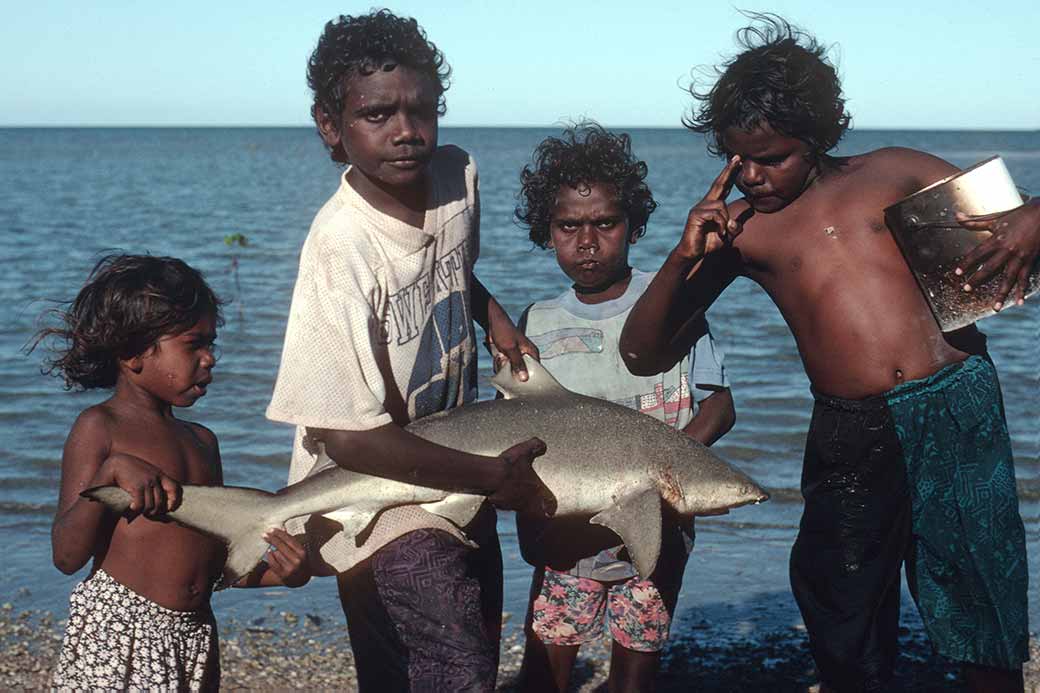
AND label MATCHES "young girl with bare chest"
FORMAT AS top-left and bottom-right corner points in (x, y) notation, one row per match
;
(37, 255), (307, 691)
